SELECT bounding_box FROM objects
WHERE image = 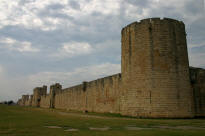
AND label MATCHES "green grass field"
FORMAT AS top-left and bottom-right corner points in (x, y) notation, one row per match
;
(0, 104), (205, 136)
